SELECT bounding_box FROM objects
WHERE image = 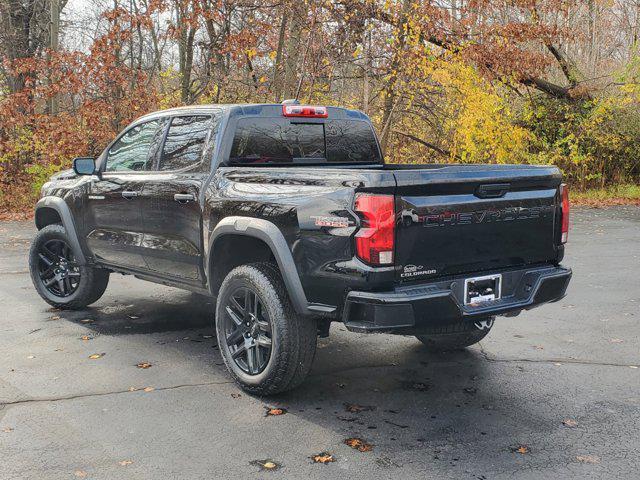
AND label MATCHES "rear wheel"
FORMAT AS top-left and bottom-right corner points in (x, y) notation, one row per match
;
(29, 224), (109, 310)
(215, 262), (317, 395)
(415, 317), (494, 351)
